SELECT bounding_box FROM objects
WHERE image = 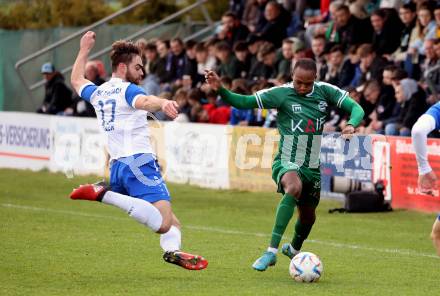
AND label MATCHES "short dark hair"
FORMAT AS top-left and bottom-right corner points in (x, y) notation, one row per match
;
(110, 40), (141, 71)
(329, 45), (343, 54)
(233, 41), (248, 52)
(185, 39), (197, 49)
(170, 37), (184, 46)
(391, 68), (408, 81)
(216, 41), (231, 52)
(195, 43), (207, 52)
(401, 2), (416, 13)
(371, 8), (387, 19)
(292, 58), (317, 75)
(259, 43), (276, 57)
(145, 43), (157, 52)
(357, 43), (374, 58)
(364, 79), (381, 92)
(383, 65), (398, 72)
(336, 4), (350, 13)
(222, 11), (238, 19)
